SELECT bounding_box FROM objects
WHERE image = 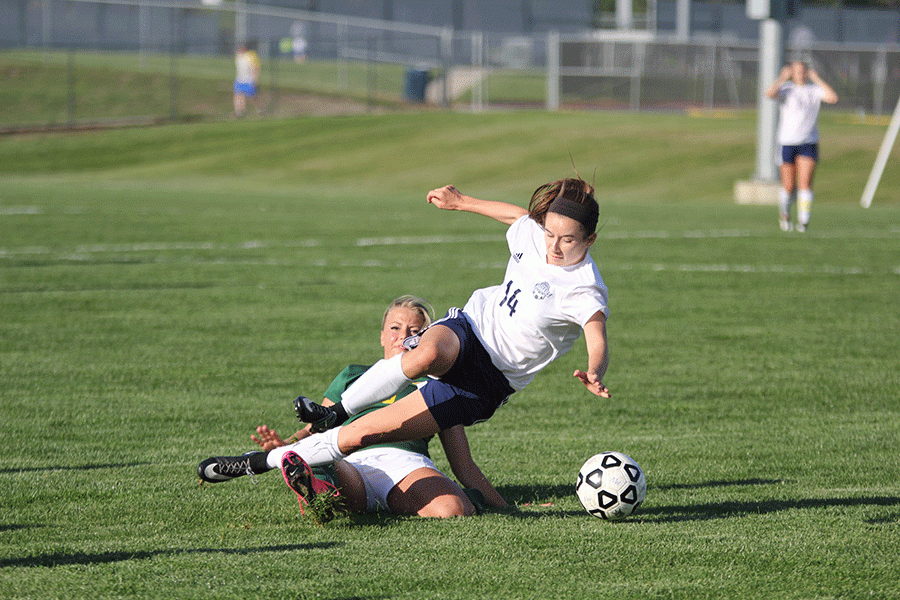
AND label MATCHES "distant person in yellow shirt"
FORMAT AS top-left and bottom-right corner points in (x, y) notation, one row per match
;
(233, 43), (260, 117)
